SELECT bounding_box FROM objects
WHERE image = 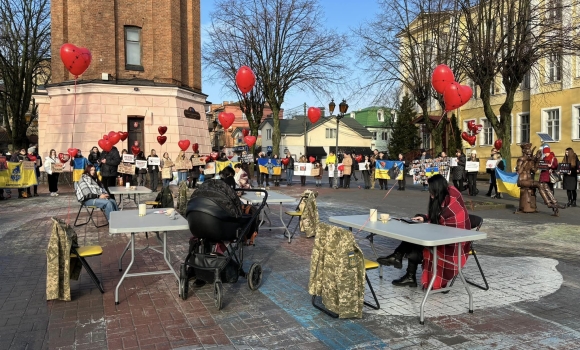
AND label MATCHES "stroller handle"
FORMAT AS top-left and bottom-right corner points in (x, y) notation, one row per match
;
(238, 189), (268, 238)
